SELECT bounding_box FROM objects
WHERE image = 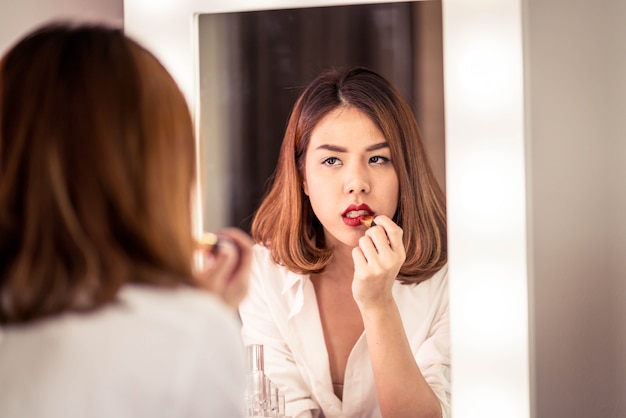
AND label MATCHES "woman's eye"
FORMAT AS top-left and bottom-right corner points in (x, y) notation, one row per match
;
(370, 155), (391, 165)
(322, 157), (341, 166)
